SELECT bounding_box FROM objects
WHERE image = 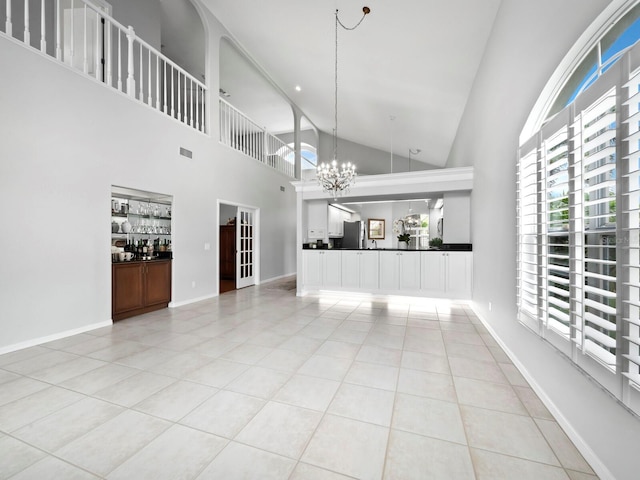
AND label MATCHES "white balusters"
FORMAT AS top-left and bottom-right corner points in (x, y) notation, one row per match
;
(24, 0), (30, 45)
(163, 60), (168, 113)
(117, 29), (122, 91)
(195, 84), (199, 130)
(82, 3), (87, 74)
(5, 0), (12, 37)
(201, 87), (206, 133)
(69, 0), (75, 66)
(55, 0), (61, 60)
(177, 71), (181, 121)
(138, 42), (143, 100)
(170, 65), (175, 117)
(147, 50), (152, 106)
(94, 10), (100, 79)
(126, 25), (135, 96)
(40, 0), (46, 52)
(154, 56), (159, 109)
(188, 77), (192, 125)
(105, 18), (112, 86)
(218, 98), (296, 177)
(1, 0), (207, 133)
